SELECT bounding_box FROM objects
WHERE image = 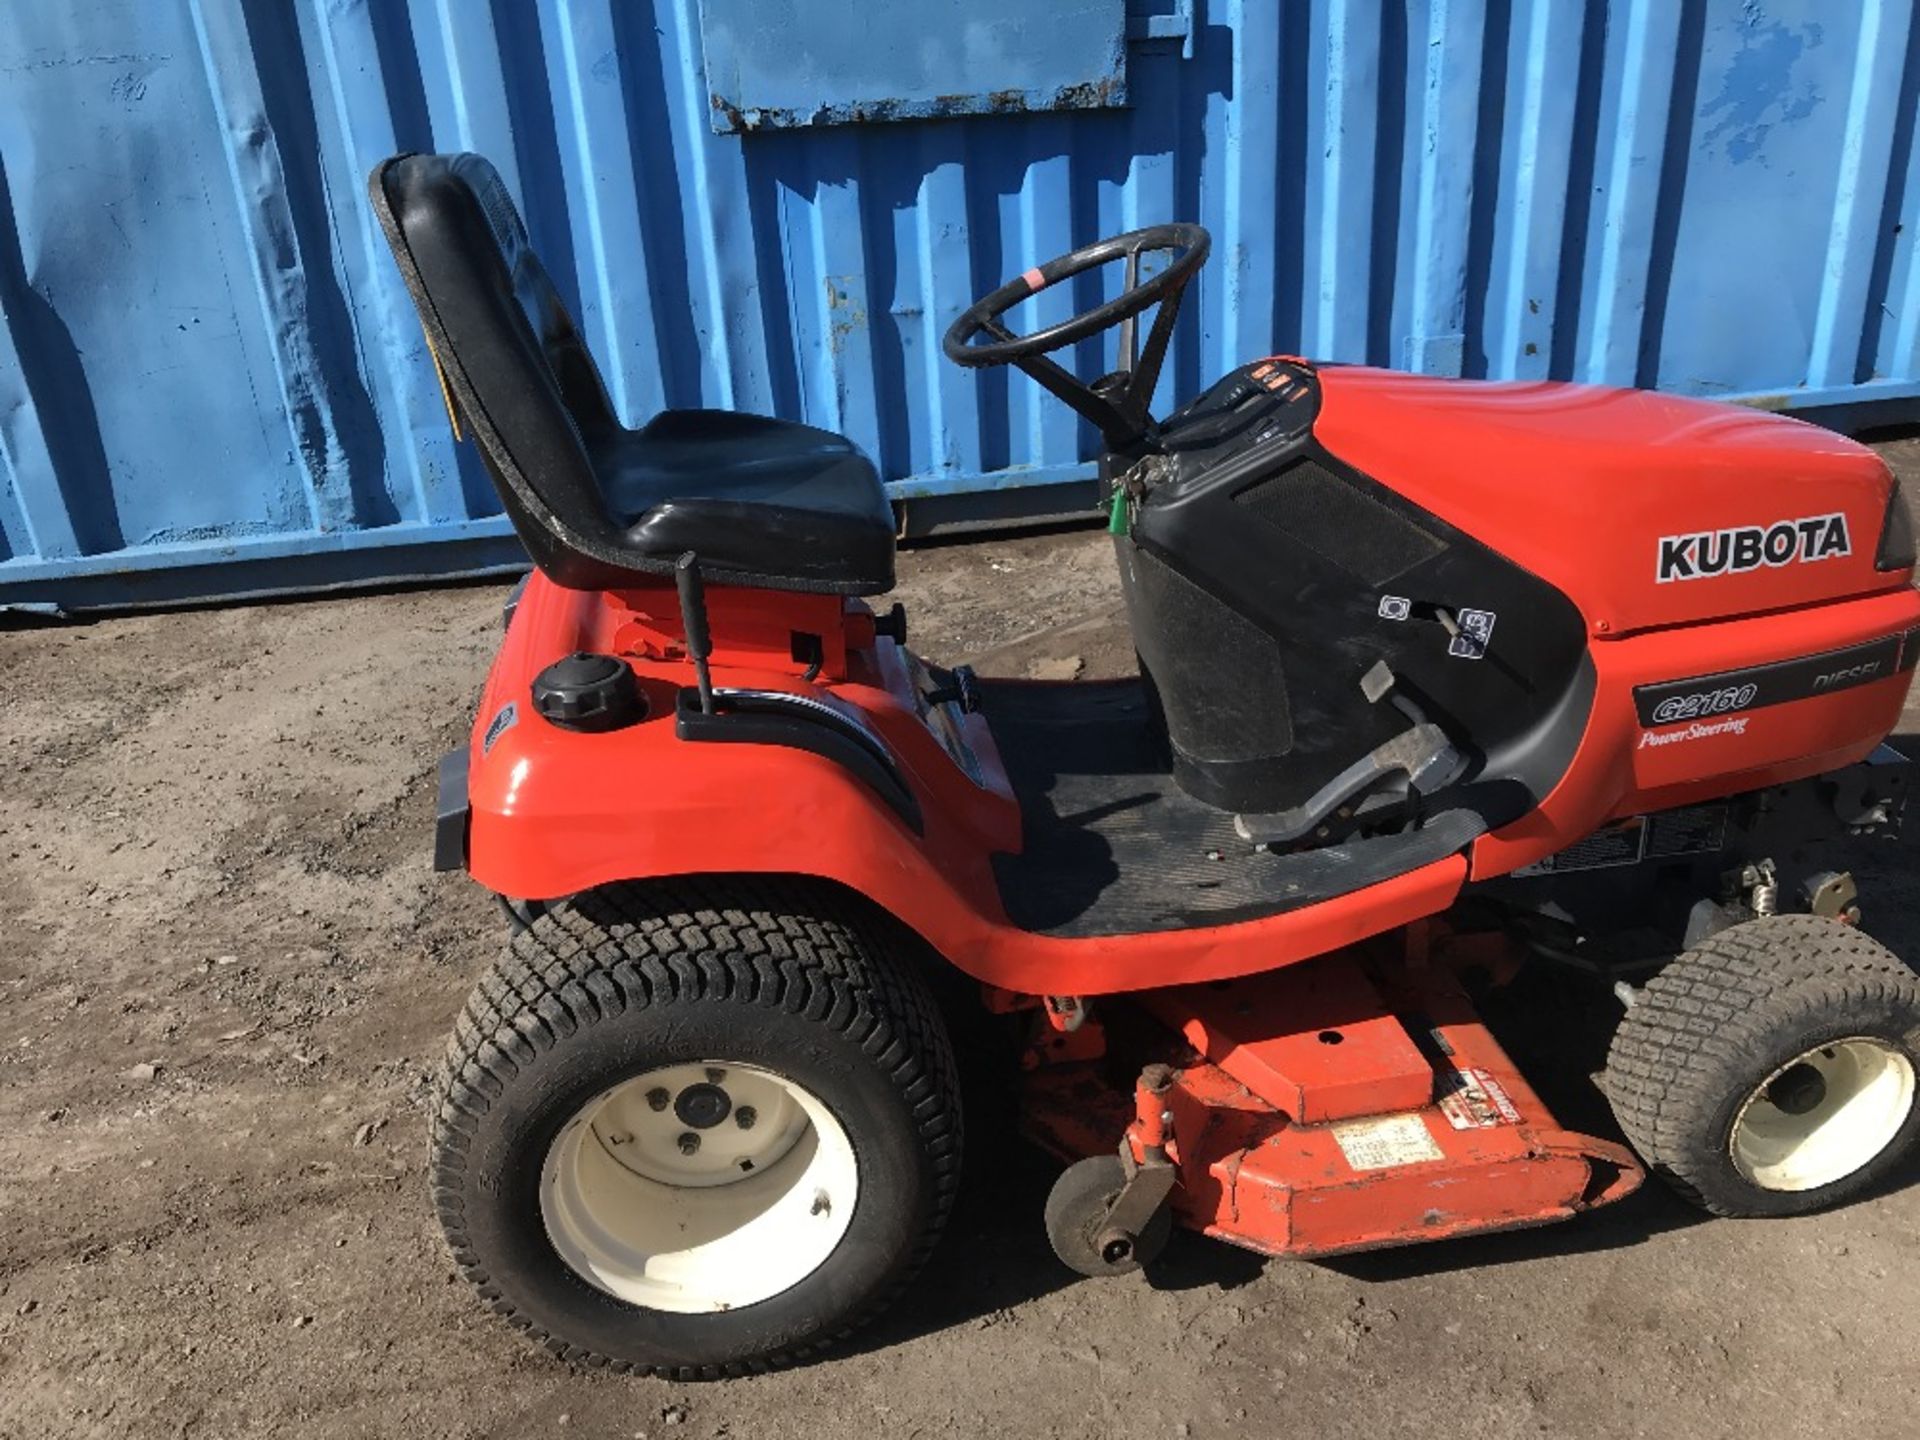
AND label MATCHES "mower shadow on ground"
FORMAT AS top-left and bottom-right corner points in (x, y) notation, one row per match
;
(1322, 1146), (1920, 1287)
(860, 1133), (1920, 1354)
(841, 1144), (1085, 1357)
(1317, 1183), (1706, 1285)
(844, 1130), (1357, 1352)
(855, 1131), (1715, 1357)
